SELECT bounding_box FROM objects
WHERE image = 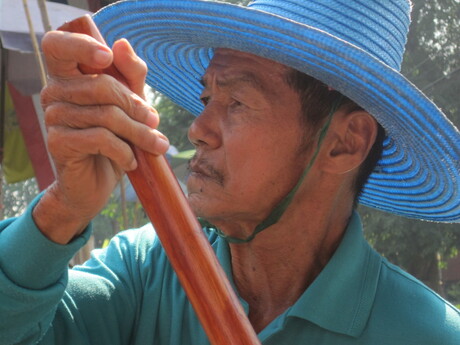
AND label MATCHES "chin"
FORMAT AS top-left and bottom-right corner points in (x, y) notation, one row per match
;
(187, 192), (207, 216)
(187, 193), (220, 221)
